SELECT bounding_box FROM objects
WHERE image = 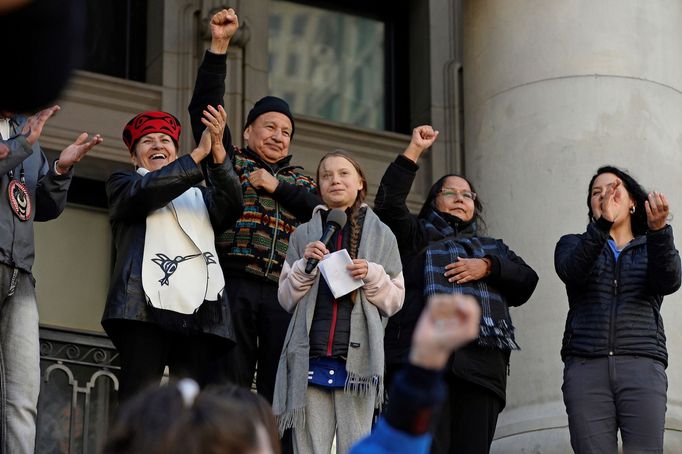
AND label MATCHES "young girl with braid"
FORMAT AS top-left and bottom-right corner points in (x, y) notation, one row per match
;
(272, 151), (405, 454)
